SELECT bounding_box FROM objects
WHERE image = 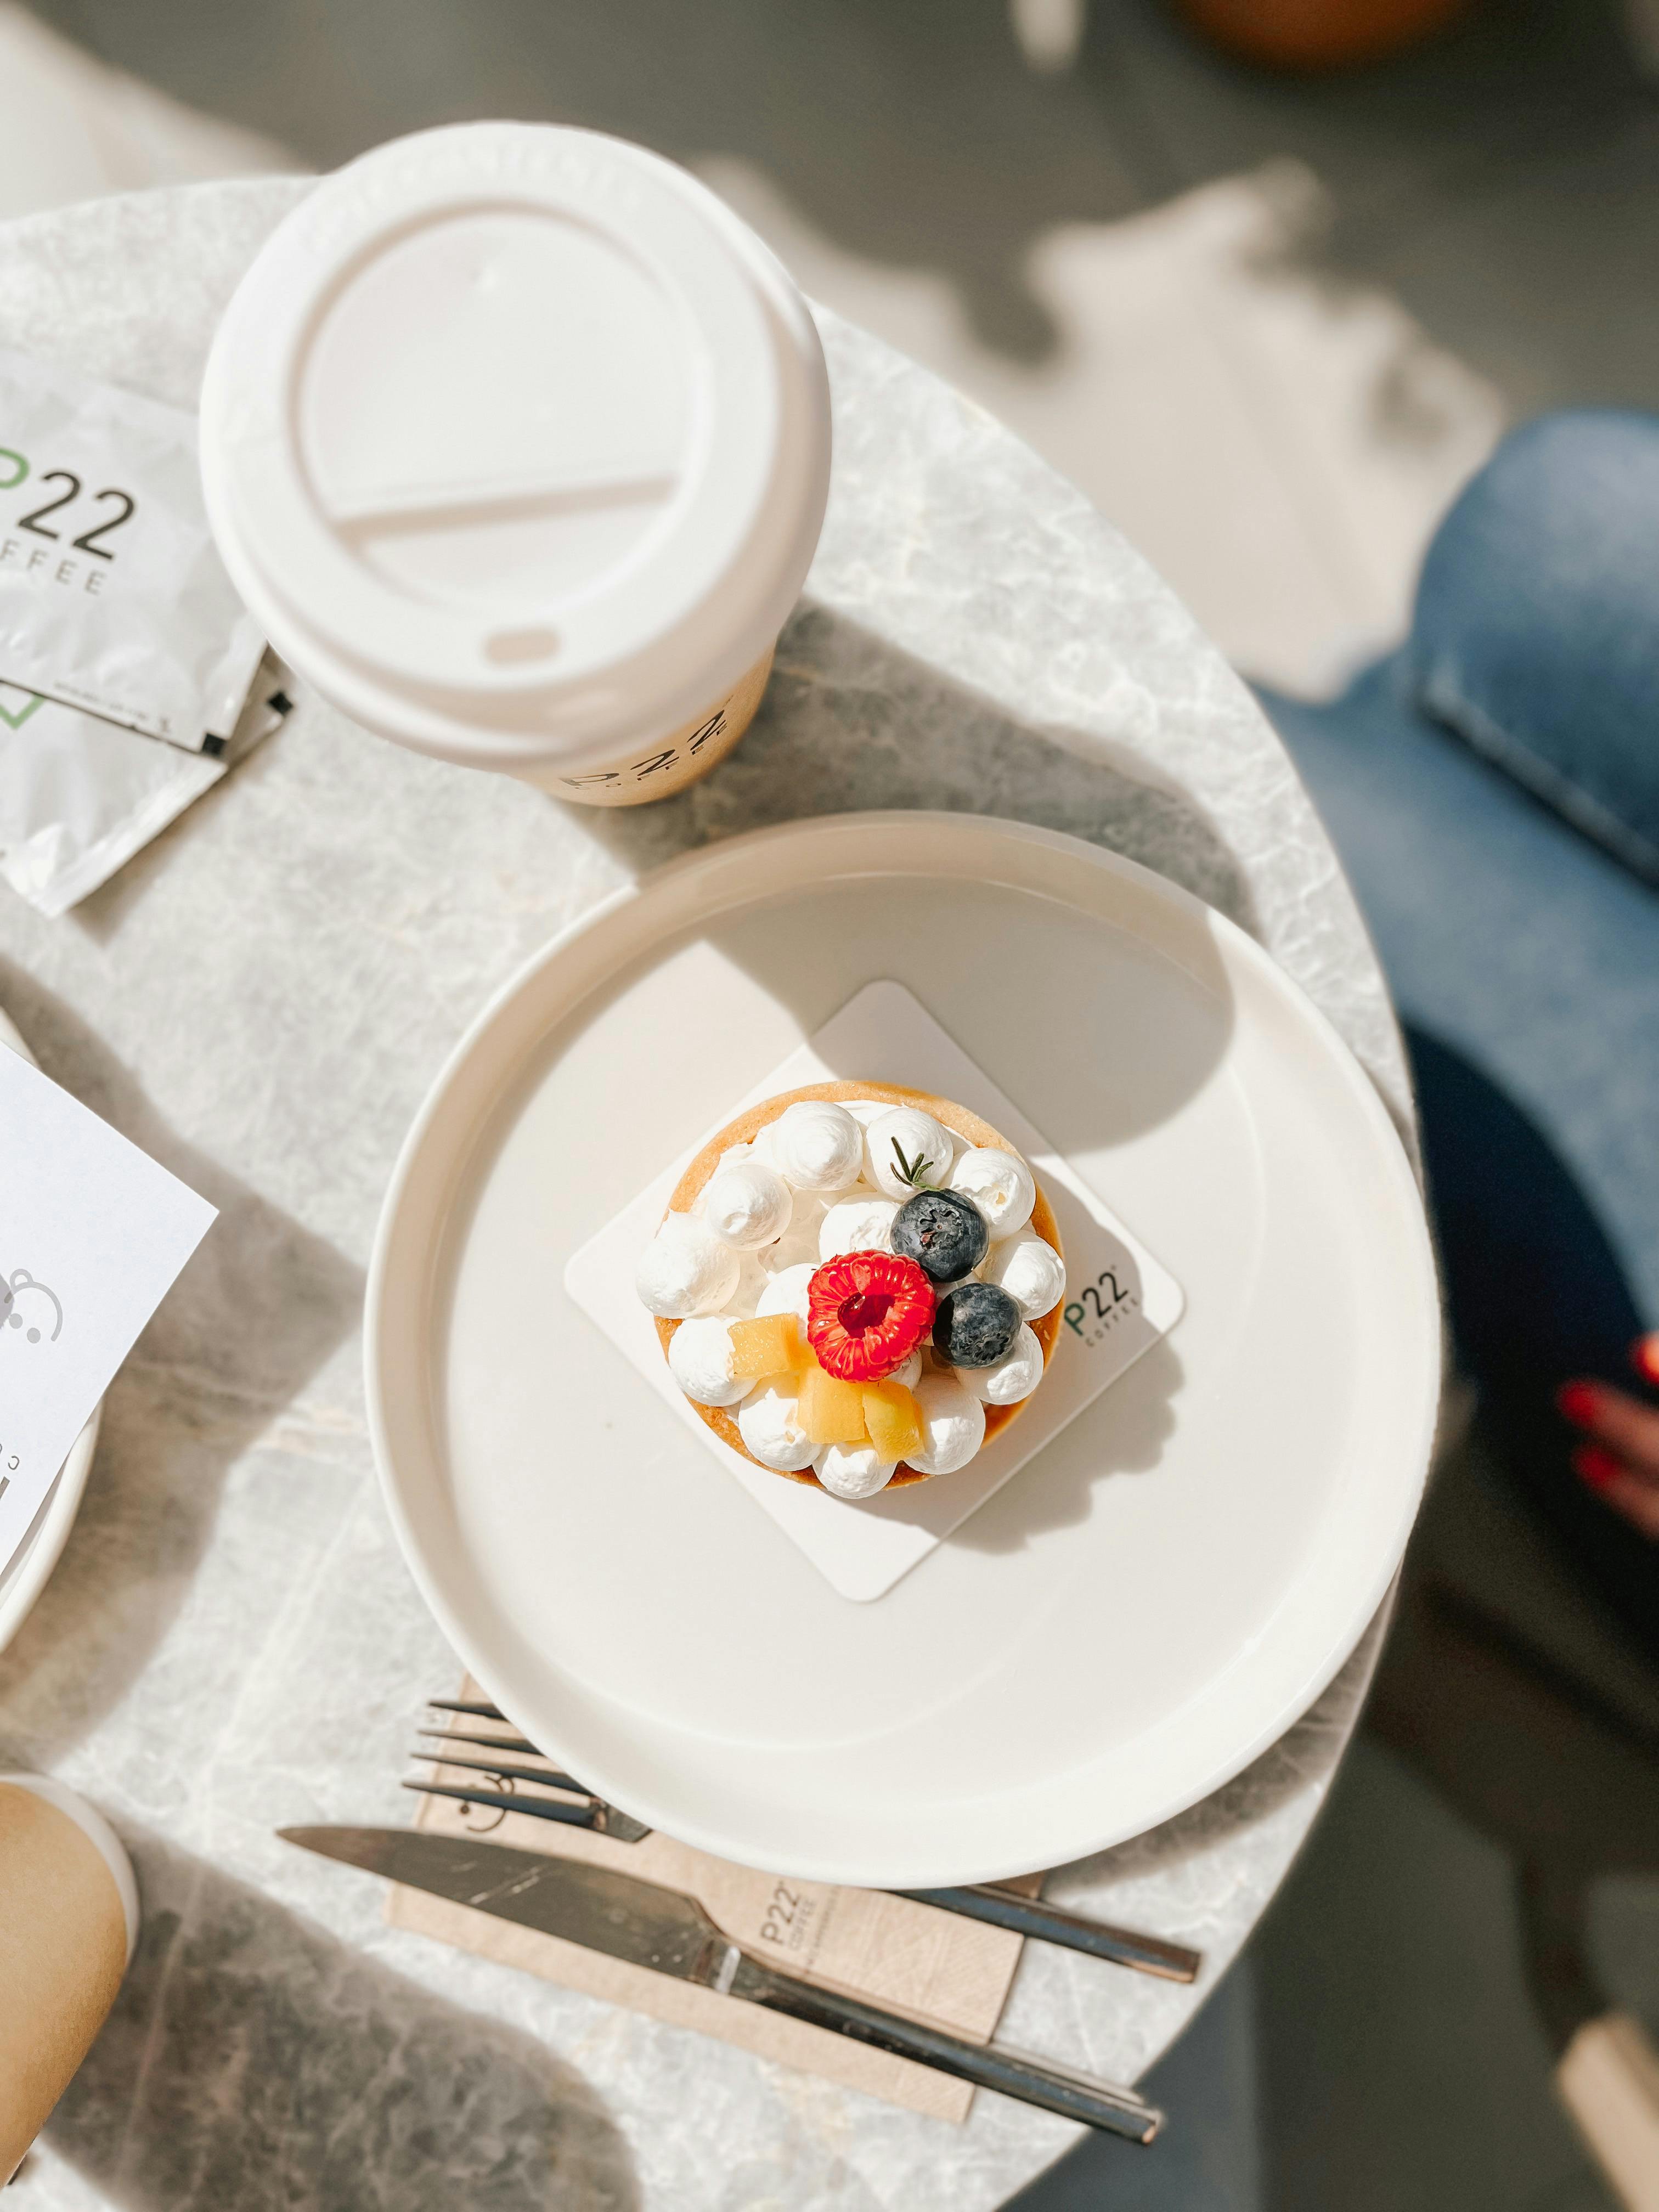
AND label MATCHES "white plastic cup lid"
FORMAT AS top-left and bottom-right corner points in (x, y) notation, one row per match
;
(200, 123), (831, 777)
